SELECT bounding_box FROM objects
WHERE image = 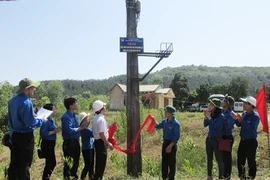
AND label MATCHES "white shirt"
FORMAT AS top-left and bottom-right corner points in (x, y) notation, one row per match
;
(92, 114), (108, 140)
